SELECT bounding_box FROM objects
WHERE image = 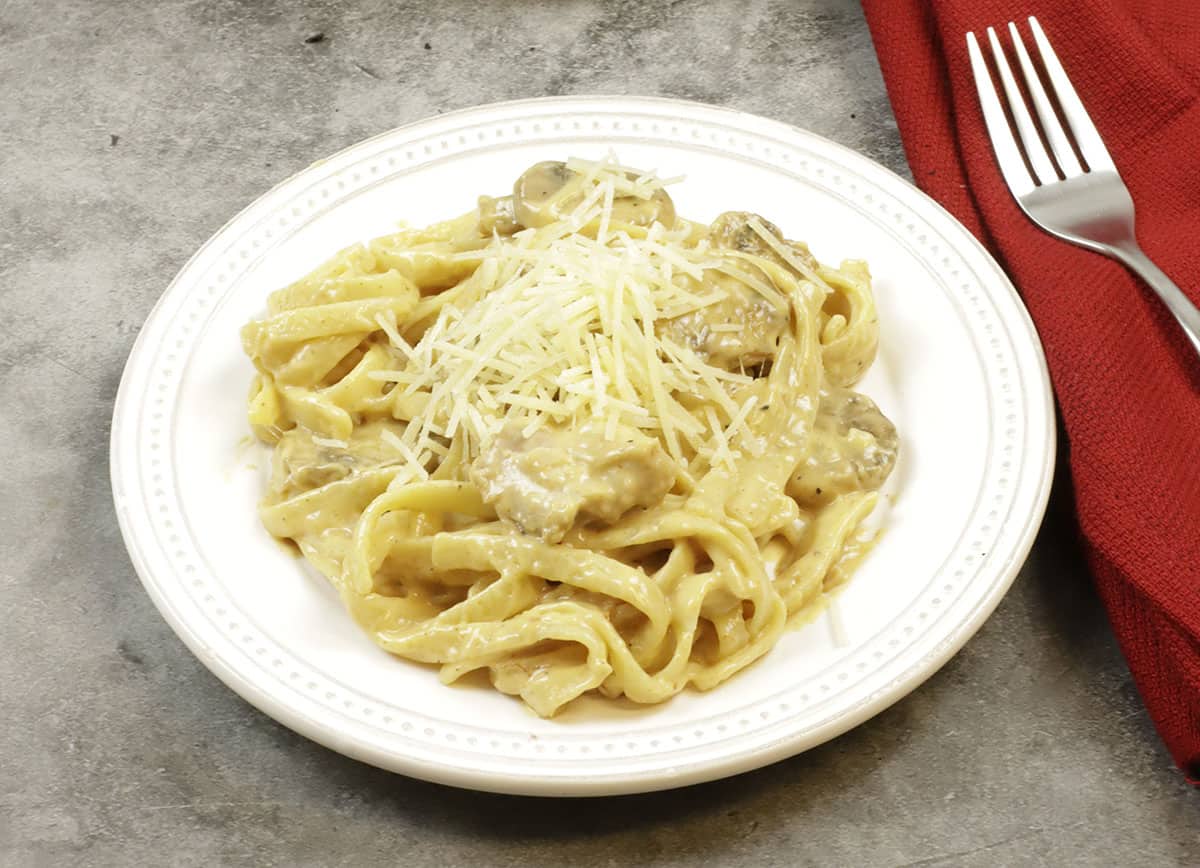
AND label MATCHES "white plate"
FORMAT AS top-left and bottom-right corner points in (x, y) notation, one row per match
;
(111, 96), (1054, 796)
